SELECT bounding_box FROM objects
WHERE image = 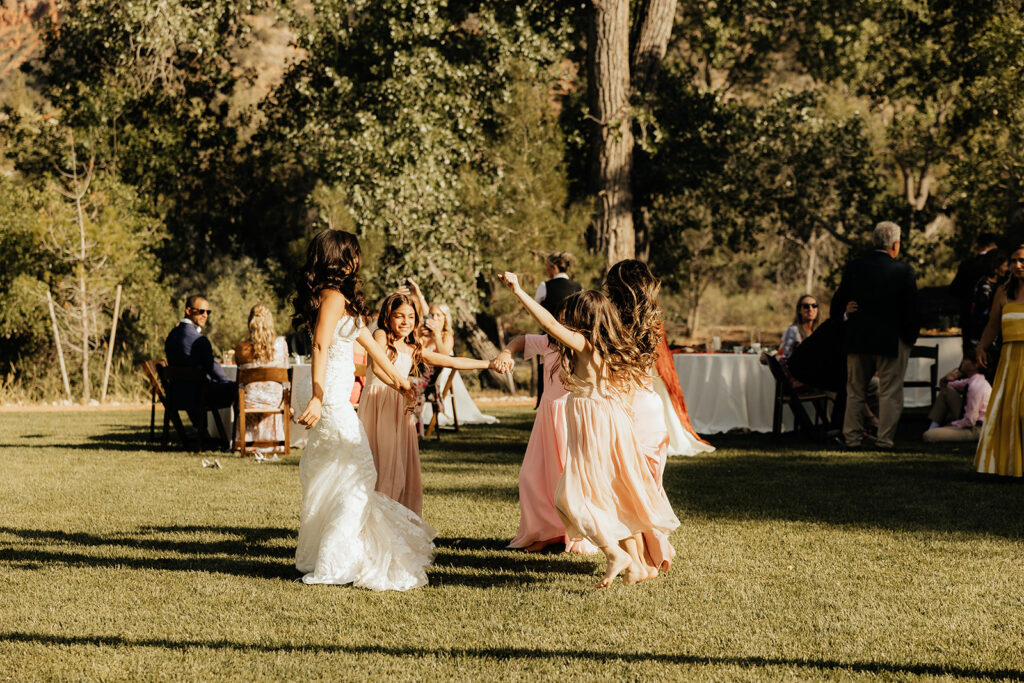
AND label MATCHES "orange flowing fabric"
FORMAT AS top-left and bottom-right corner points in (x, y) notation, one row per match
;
(654, 323), (711, 447)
